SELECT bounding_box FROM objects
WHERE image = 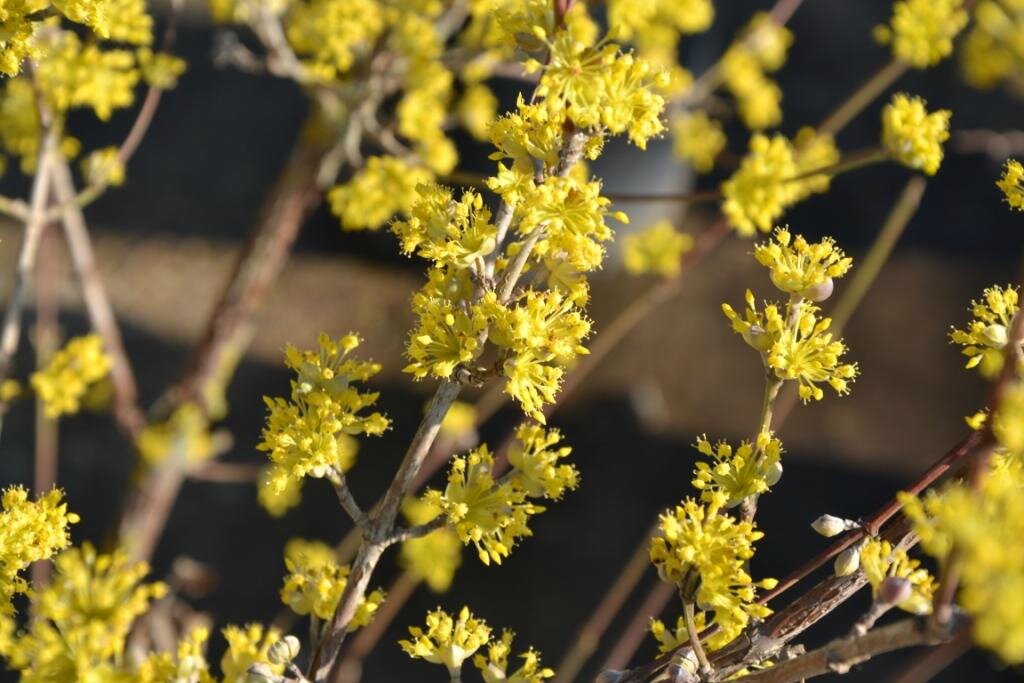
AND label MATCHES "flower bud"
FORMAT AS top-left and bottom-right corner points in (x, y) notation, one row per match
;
(983, 323), (1008, 347)
(811, 514), (848, 538)
(876, 576), (912, 606)
(744, 324), (772, 353)
(246, 663), (281, 683)
(800, 277), (834, 302)
(834, 546), (861, 576)
(764, 461), (783, 487)
(268, 635), (301, 665)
